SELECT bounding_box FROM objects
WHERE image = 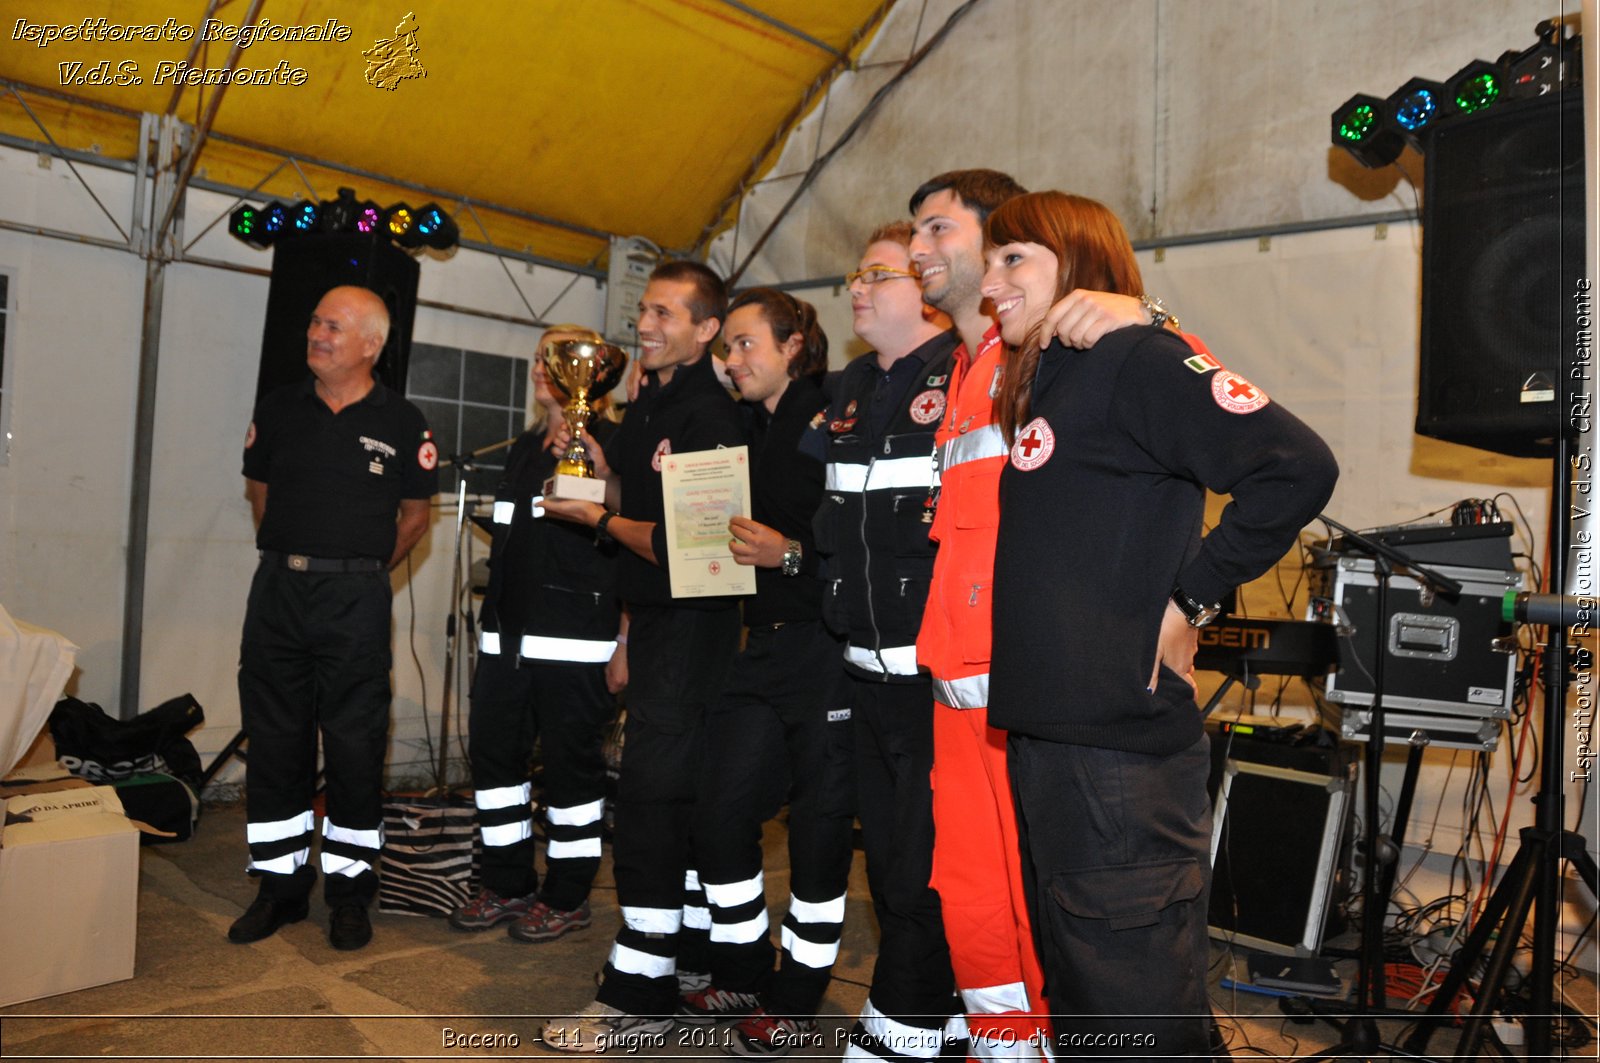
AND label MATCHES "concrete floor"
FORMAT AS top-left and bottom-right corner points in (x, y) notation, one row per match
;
(2, 800), (1594, 1060)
